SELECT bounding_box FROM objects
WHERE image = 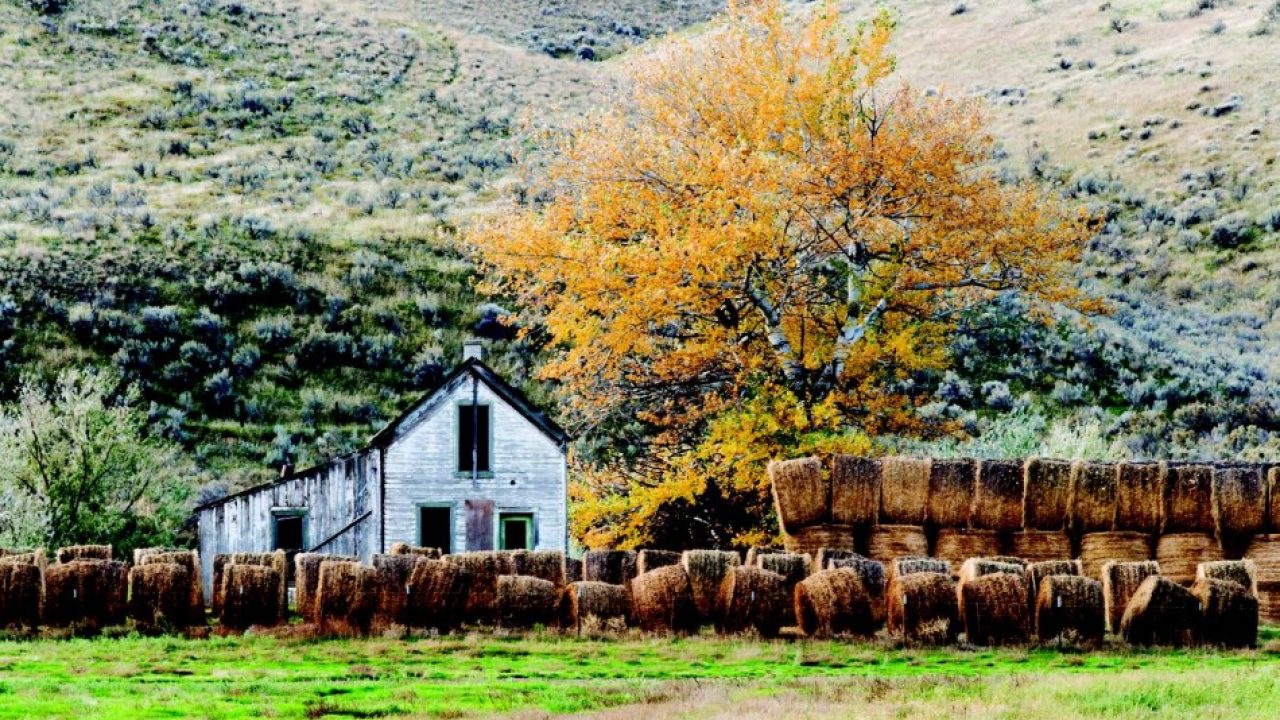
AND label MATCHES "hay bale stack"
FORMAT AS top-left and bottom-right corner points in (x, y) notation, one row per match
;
(1196, 560), (1257, 596)
(564, 557), (583, 584)
(815, 548), (860, 571)
(1024, 458), (1072, 529)
(1212, 465), (1266, 539)
(959, 572), (1029, 646)
(1079, 531), (1152, 580)
(214, 552), (288, 620)
(1115, 463), (1164, 533)
(886, 572), (958, 644)
(445, 552), (509, 624)
(636, 549), (681, 575)
(0, 561), (43, 629)
(583, 550), (637, 586)
(933, 529), (1002, 571)
(139, 550), (203, 624)
(770, 456), (829, 532)
(129, 562), (196, 630)
(388, 542), (443, 559)
(881, 457), (931, 525)
(1101, 560), (1160, 633)
(887, 557), (951, 586)
(372, 554), (423, 628)
(496, 575), (558, 629)
(783, 524), (855, 556)
(1155, 533), (1222, 586)
(316, 561), (377, 636)
(1120, 575), (1200, 646)
(682, 550), (740, 622)
(629, 565), (698, 634)
(744, 546), (780, 567)
(295, 553), (357, 622)
(218, 564), (281, 630)
(43, 559), (127, 630)
(1191, 577), (1257, 648)
(510, 550), (567, 588)
(1069, 462), (1118, 532)
(1025, 560), (1082, 612)
(1163, 463), (1214, 533)
(561, 581), (630, 632)
(715, 566), (788, 637)
(1006, 531), (1072, 563)
(1034, 574), (1104, 646)
(925, 458), (975, 527)
(823, 556), (887, 627)
(56, 545), (112, 564)
(405, 558), (470, 632)
(866, 525), (928, 564)
(972, 459), (1025, 531)
(795, 568), (880, 638)
(829, 455), (881, 526)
